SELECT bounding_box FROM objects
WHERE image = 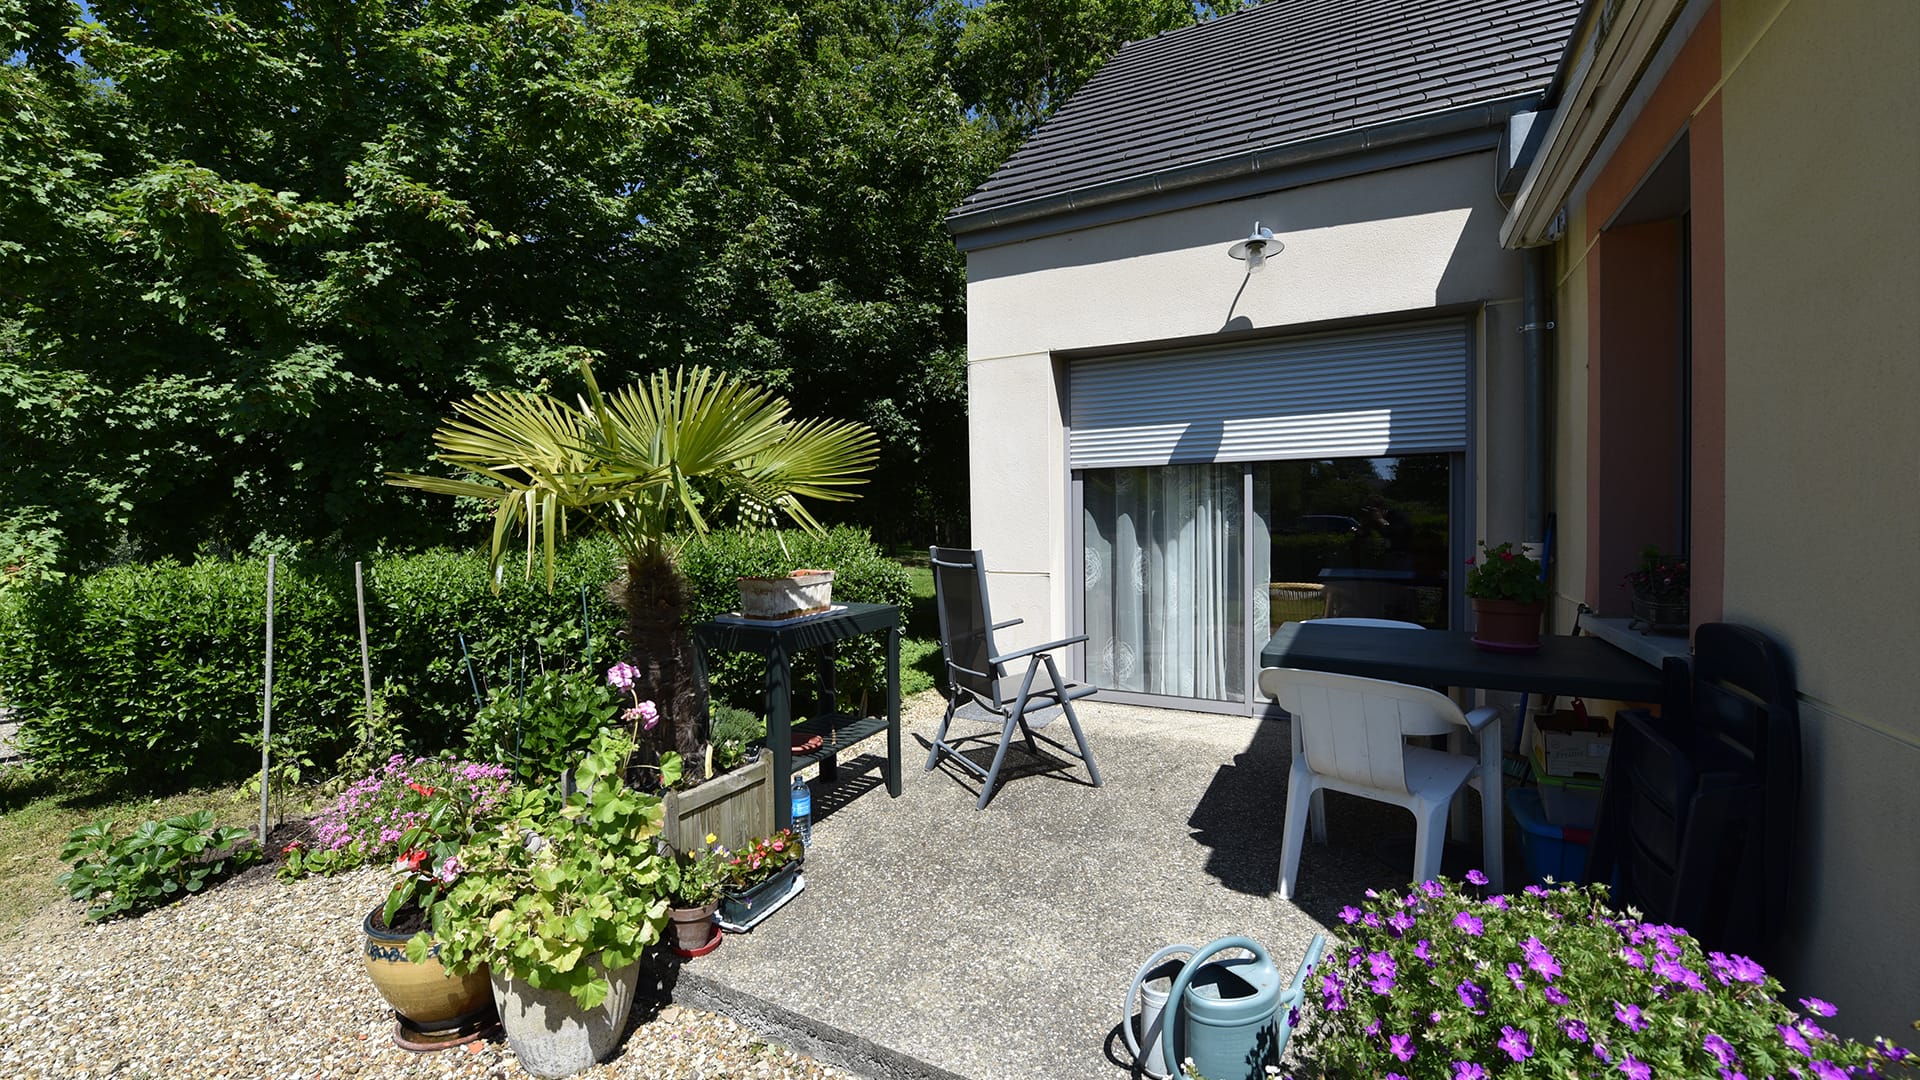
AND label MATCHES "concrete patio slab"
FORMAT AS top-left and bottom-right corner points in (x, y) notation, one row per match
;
(671, 695), (1510, 1080)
